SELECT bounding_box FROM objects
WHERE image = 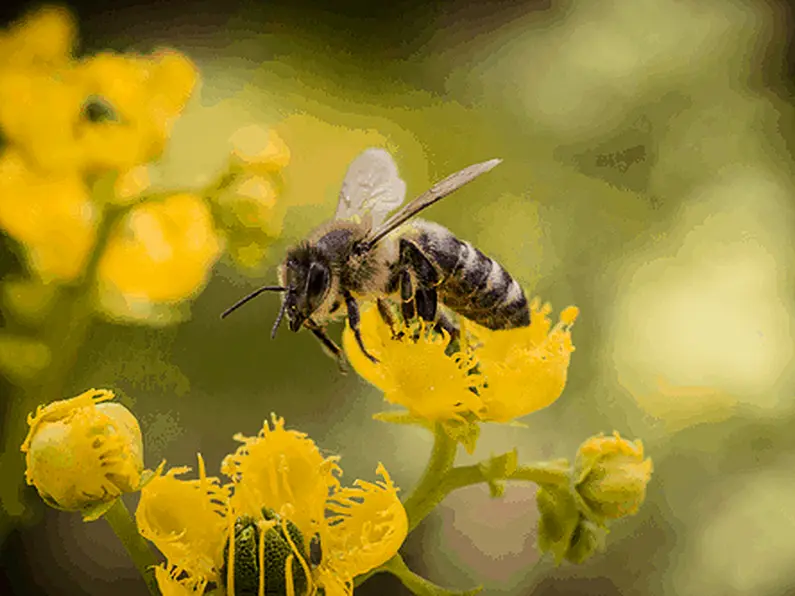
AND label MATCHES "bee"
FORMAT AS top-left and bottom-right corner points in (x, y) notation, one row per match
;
(221, 148), (530, 369)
